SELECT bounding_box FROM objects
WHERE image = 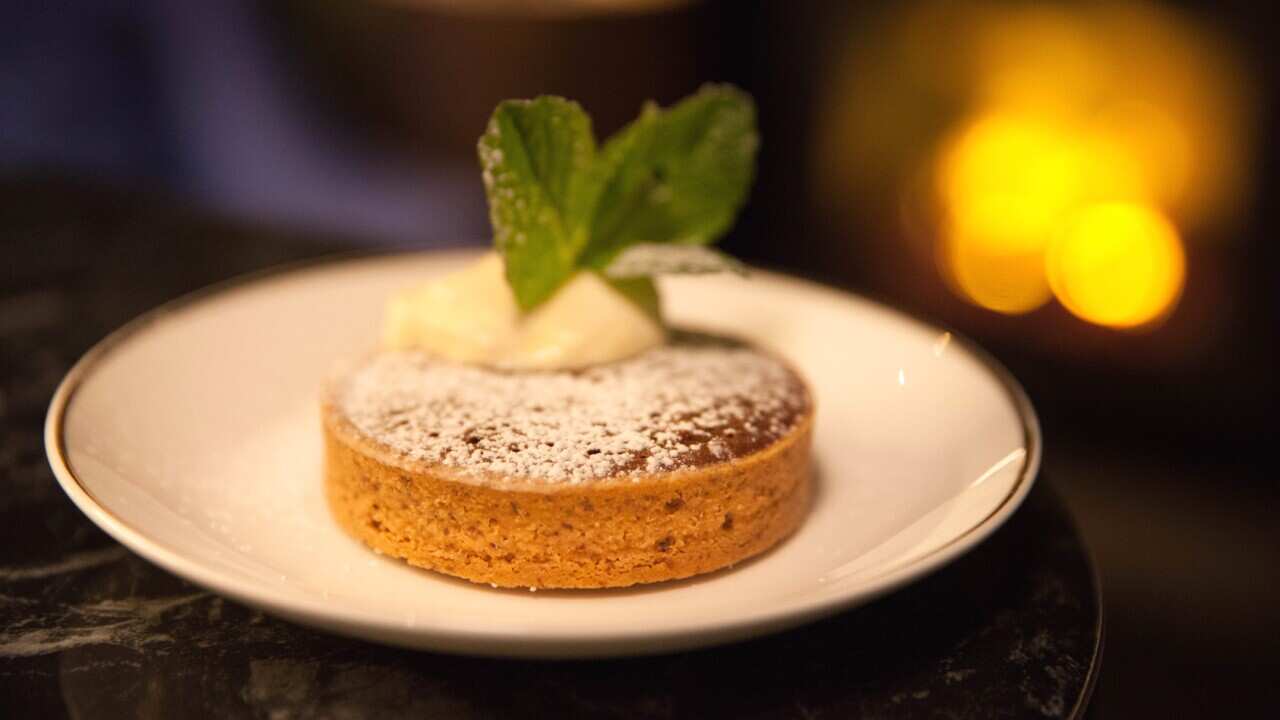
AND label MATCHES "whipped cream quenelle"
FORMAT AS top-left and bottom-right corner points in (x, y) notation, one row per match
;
(382, 253), (664, 370)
